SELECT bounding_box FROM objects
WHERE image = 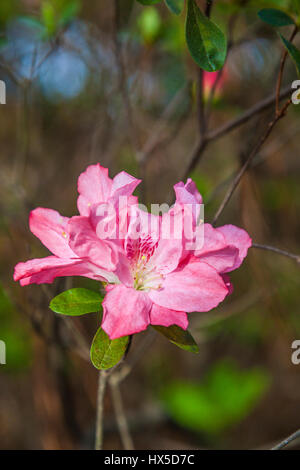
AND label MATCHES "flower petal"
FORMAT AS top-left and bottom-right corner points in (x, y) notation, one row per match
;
(194, 224), (240, 273)
(149, 238), (183, 275)
(77, 164), (112, 216)
(102, 285), (151, 339)
(29, 208), (74, 258)
(217, 224), (252, 271)
(68, 216), (118, 272)
(149, 257), (228, 312)
(150, 303), (188, 330)
(111, 171), (141, 201)
(174, 178), (203, 205)
(14, 256), (112, 286)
